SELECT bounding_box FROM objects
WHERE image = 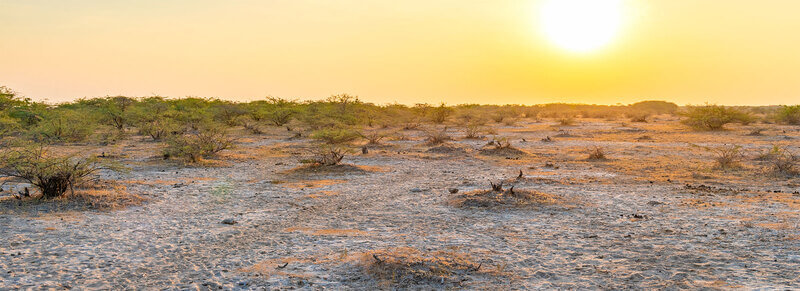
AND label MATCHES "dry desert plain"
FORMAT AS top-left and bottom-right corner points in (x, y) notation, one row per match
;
(2, 117), (800, 289)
